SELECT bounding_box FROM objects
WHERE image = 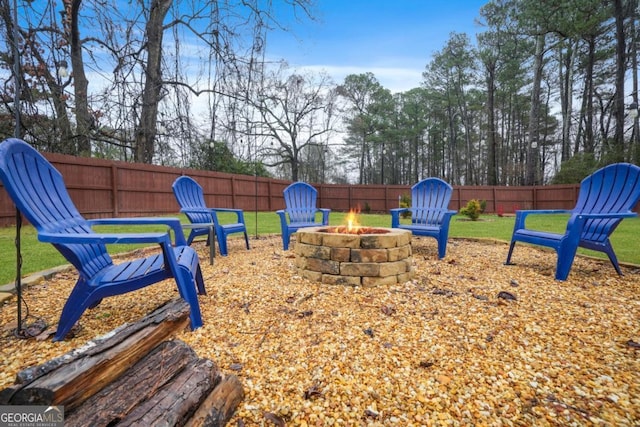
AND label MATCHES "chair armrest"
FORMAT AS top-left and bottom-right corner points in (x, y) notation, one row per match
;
(179, 207), (219, 226)
(390, 208), (409, 228)
(38, 230), (172, 246)
(513, 209), (572, 230)
(442, 210), (458, 220)
(179, 207), (213, 214)
(211, 208), (243, 213)
(516, 209), (572, 215)
(87, 217), (187, 245)
(577, 212), (638, 220)
(559, 211), (638, 247)
(276, 210), (289, 228)
(319, 208), (330, 225)
(212, 208), (246, 223)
